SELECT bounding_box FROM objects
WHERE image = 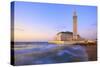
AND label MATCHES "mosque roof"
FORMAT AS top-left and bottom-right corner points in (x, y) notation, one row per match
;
(57, 31), (73, 35)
